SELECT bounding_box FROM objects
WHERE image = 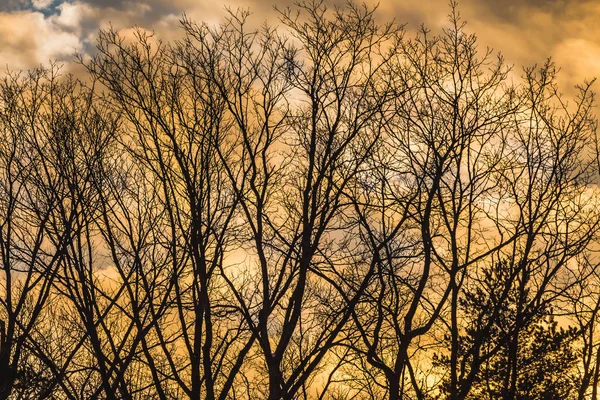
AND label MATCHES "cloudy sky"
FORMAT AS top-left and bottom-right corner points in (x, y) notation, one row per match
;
(0, 0), (598, 90)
